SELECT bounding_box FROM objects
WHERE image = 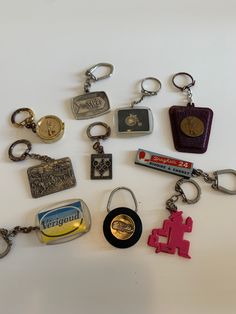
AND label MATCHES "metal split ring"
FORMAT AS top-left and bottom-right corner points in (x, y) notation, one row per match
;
(175, 178), (201, 204)
(107, 186), (138, 213)
(172, 72), (195, 91)
(0, 229), (12, 258)
(85, 63), (114, 81)
(8, 139), (32, 162)
(141, 77), (162, 96)
(11, 108), (35, 127)
(86, 122), (111, 141)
